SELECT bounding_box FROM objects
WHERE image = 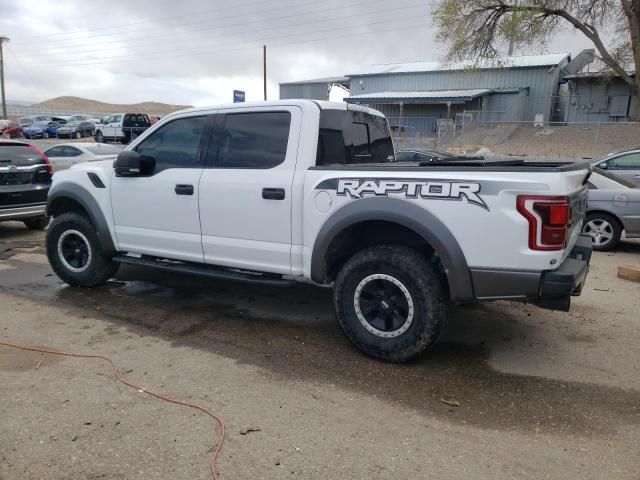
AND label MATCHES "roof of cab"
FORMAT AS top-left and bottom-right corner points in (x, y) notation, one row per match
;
(169, 99), (384, 118)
